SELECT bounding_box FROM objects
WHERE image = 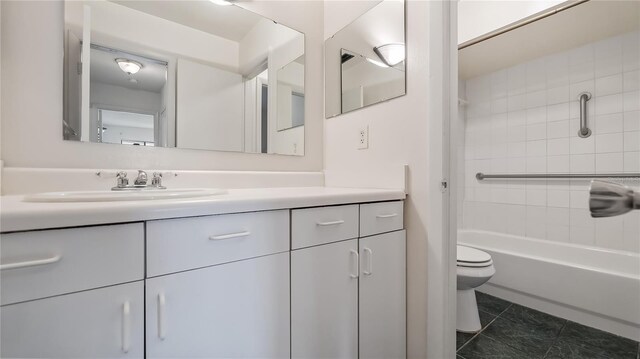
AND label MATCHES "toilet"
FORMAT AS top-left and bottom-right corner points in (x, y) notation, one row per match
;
(456, 245), (496, 333)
